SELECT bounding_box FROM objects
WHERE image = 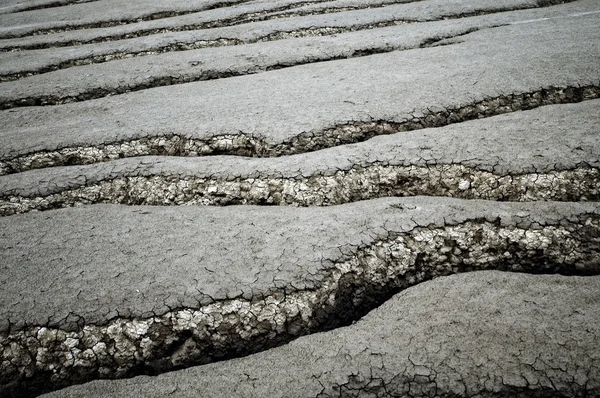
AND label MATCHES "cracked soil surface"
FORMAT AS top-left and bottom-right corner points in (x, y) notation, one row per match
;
(0, 0), (599, 397)
(42, 271), (600, 397)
